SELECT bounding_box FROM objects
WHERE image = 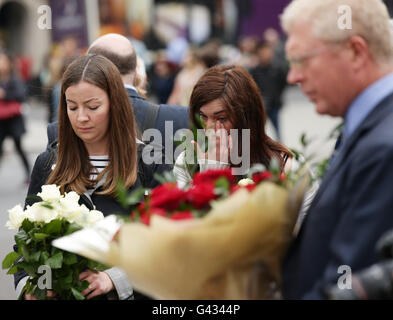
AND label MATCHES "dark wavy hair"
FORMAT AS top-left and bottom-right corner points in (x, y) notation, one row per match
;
(189, 64), (291, 171)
